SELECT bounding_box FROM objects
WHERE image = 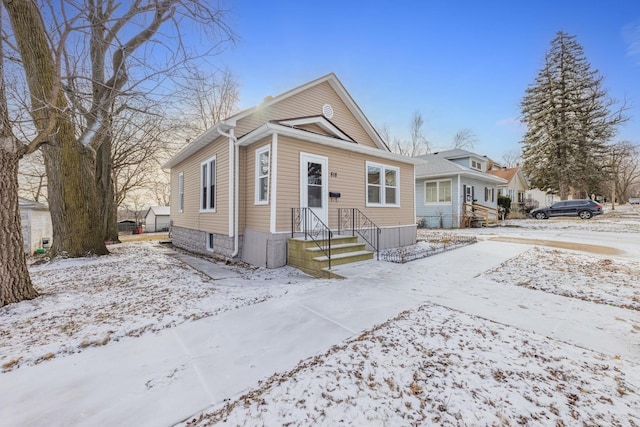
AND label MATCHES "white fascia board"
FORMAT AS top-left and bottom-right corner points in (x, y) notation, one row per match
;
(278, 116), (353, 141)
(162, 122), (233, 169)
(239, 123), (420, 165)
(416, 170), (508, 184)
